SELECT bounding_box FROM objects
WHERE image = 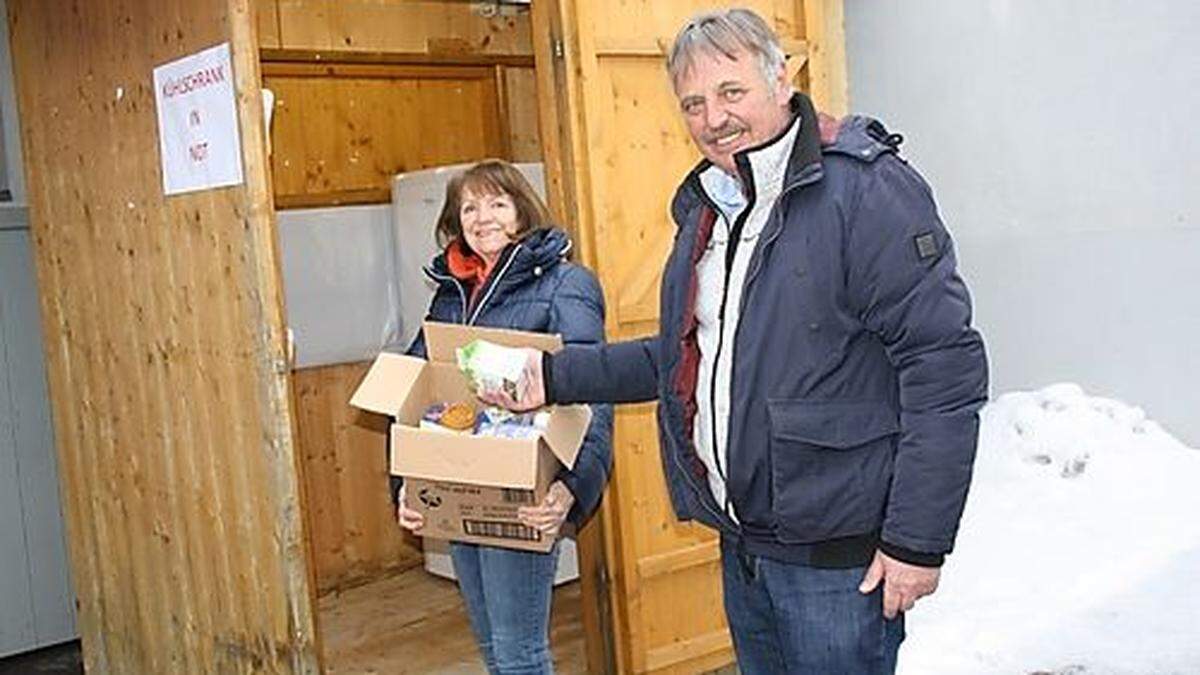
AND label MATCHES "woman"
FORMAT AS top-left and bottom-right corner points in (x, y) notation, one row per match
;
(394, 160), (613, 675)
